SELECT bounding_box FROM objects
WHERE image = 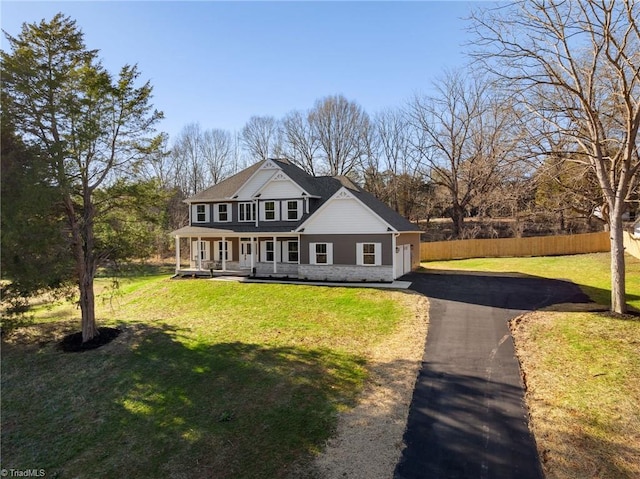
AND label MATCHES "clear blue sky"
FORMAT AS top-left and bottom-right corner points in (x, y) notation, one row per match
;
(1, 1), (478, 142)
